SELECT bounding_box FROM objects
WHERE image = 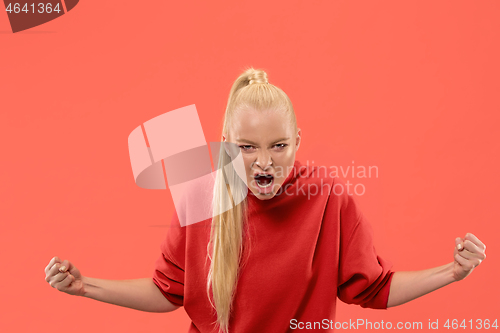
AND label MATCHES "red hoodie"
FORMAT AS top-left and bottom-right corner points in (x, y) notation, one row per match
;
(153, 159), (394, 332)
